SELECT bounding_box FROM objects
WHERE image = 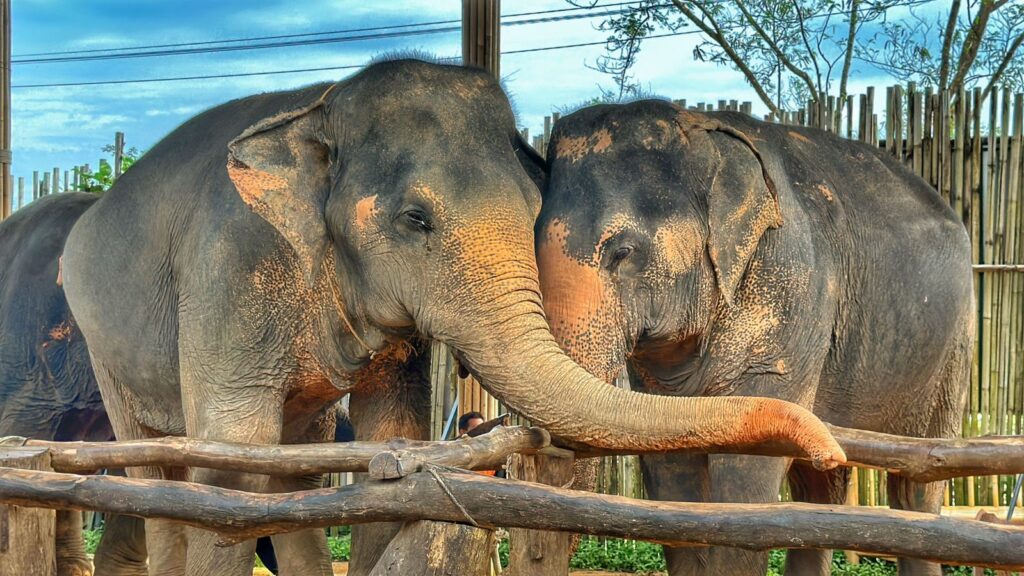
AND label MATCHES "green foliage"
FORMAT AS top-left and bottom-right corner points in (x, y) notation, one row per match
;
(82, 529), (1001, 574)
(83, 529), (102, 555)
(75, 145), (140, 194)
(327, 535), (351, 561)
(570, 538), (666, 572)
